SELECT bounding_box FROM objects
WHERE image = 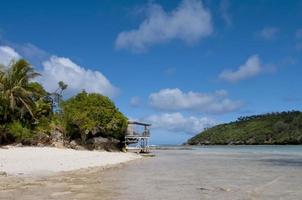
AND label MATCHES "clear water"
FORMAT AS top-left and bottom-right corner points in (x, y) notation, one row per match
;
(4, 146), (302, 199)
(192, 145), (302, 155)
